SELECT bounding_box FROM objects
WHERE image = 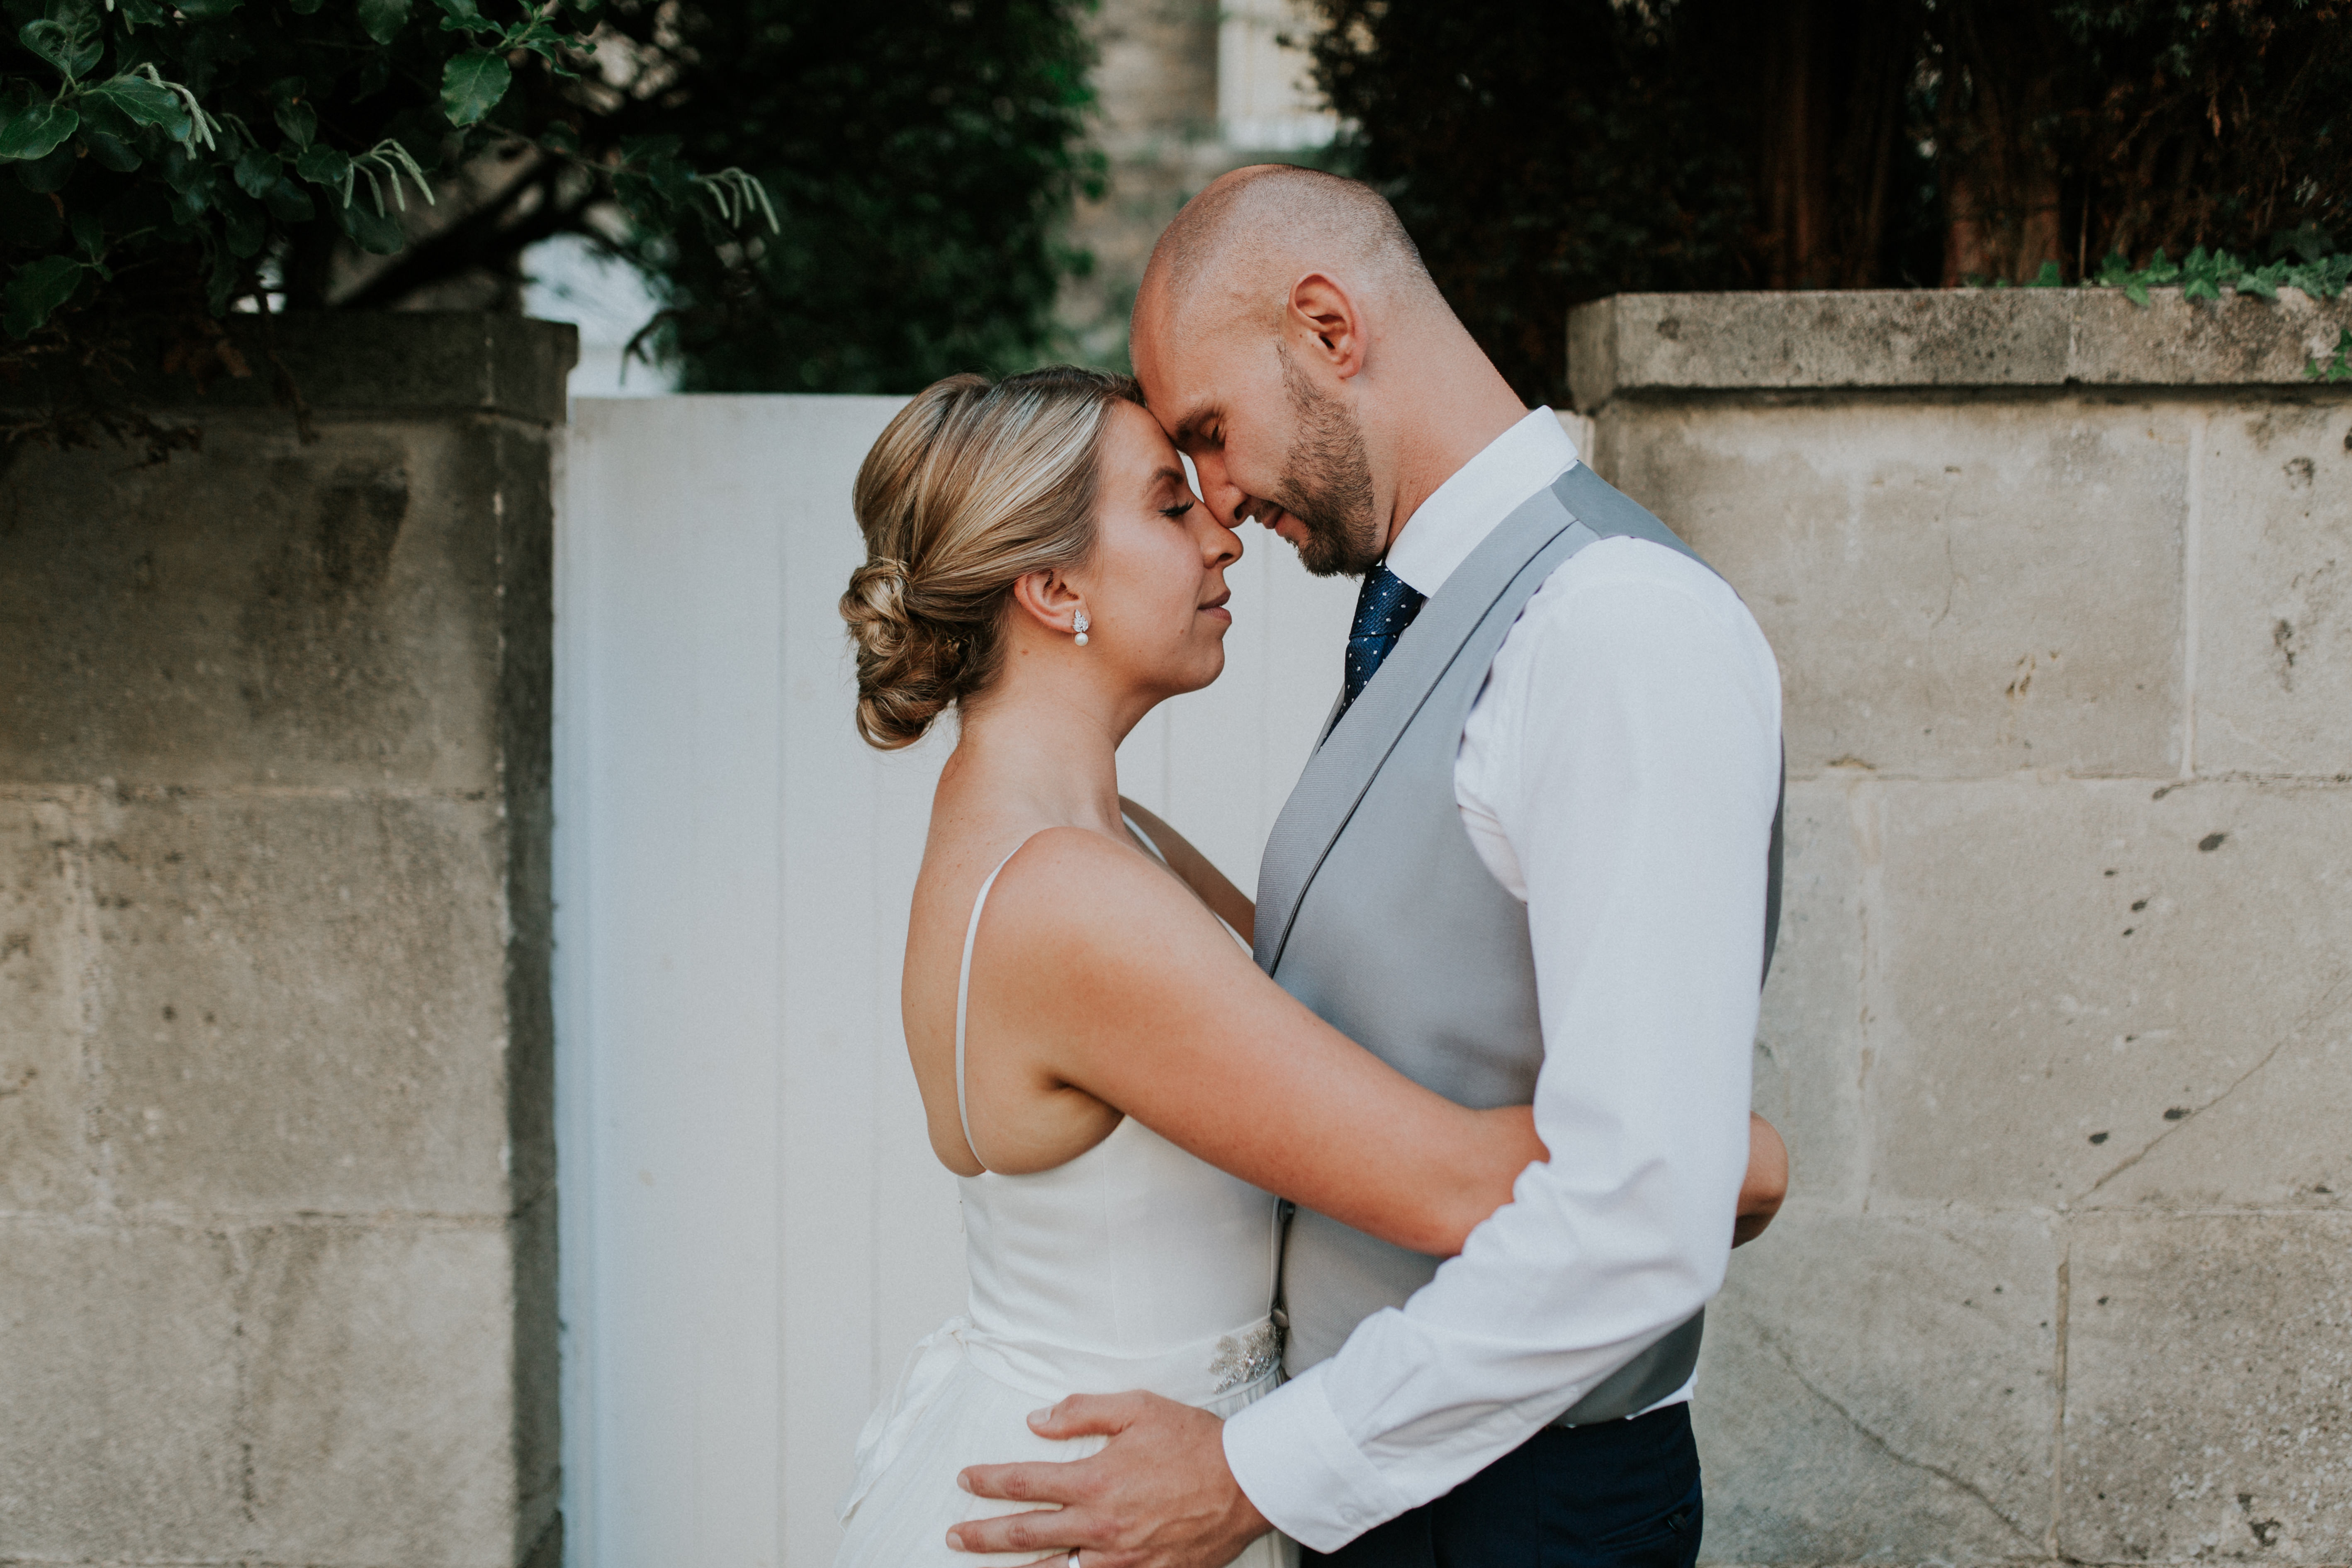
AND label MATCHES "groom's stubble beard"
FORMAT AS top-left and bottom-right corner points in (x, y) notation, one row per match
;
(1270, 344), (1382, 579)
